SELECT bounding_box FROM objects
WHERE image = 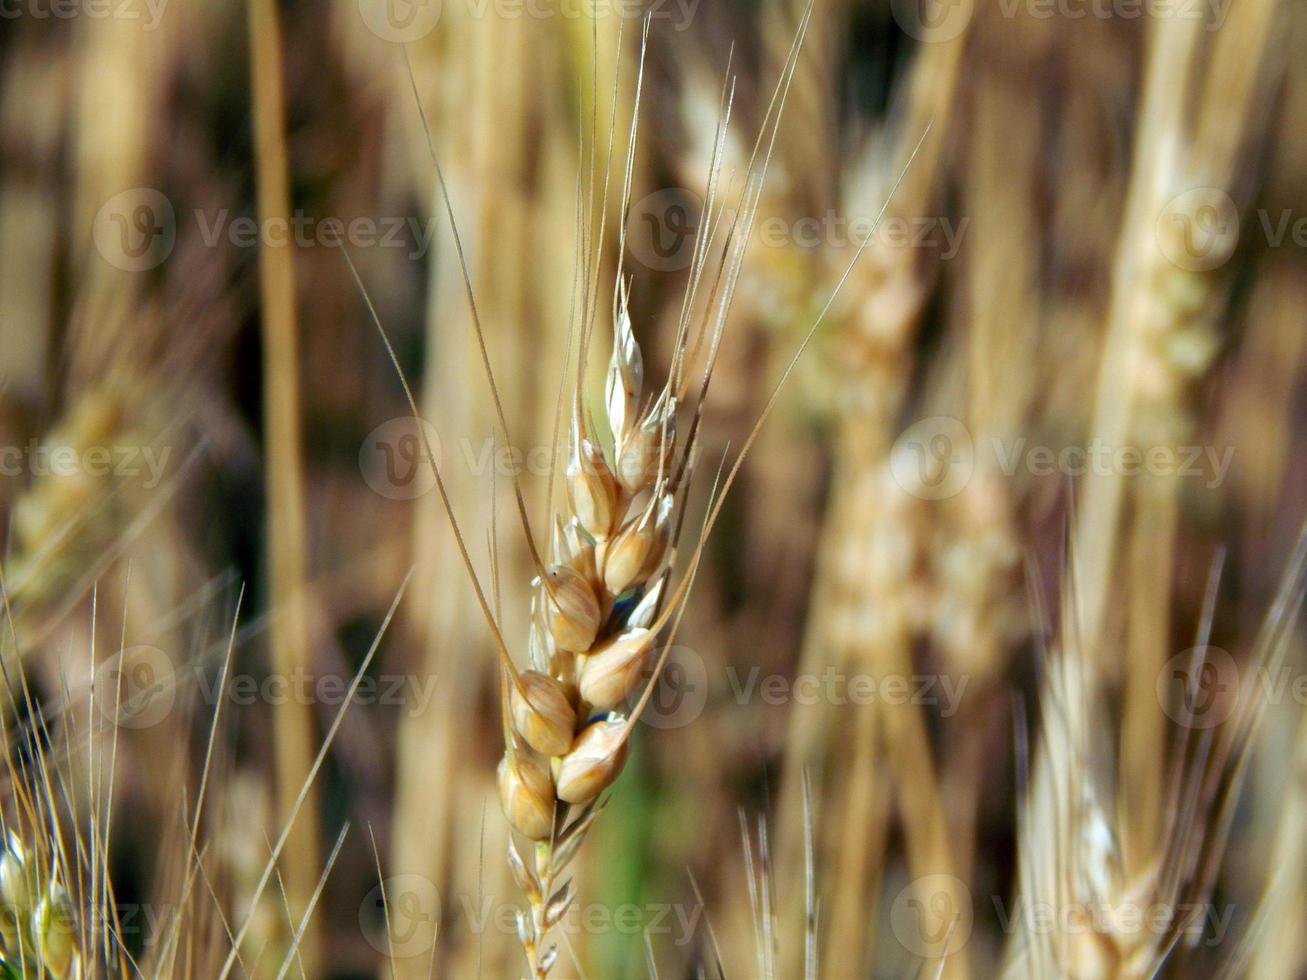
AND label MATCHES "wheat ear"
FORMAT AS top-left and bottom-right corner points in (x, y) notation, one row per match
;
(497, 279), (688, 977)
(496, 7), (834, 969)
